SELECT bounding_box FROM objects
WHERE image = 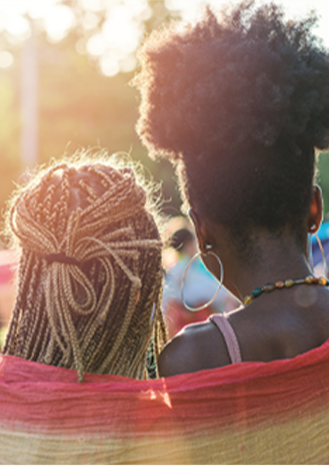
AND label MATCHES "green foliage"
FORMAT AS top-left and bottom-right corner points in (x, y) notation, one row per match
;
(38, 33), (140, 160)
(0, 28), (181, 232)
(0, 0), (328, 232)
(38, 31), (180, 213)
